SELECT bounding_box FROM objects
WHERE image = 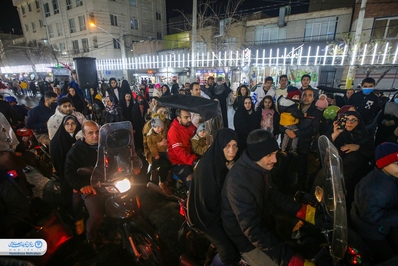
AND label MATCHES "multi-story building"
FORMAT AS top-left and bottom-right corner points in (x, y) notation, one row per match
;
(12, 0), (167, 79)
